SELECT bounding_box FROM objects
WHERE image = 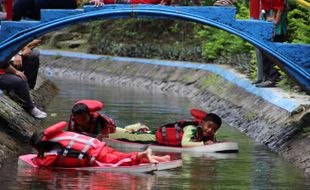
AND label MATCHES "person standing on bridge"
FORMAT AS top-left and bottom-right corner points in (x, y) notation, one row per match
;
(12, 0), (78, 20)
(254, 0), (287, 87)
